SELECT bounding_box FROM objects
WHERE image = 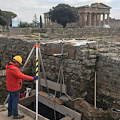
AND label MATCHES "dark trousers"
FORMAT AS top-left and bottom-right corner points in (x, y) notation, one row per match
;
(8, 90), (20, 116)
